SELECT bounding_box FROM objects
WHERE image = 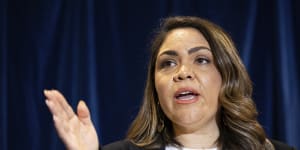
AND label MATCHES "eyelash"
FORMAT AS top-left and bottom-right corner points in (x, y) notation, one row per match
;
(159, 57), (210, 69)
(160, 60), (176, 68)
(196, 57), (210, 64)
